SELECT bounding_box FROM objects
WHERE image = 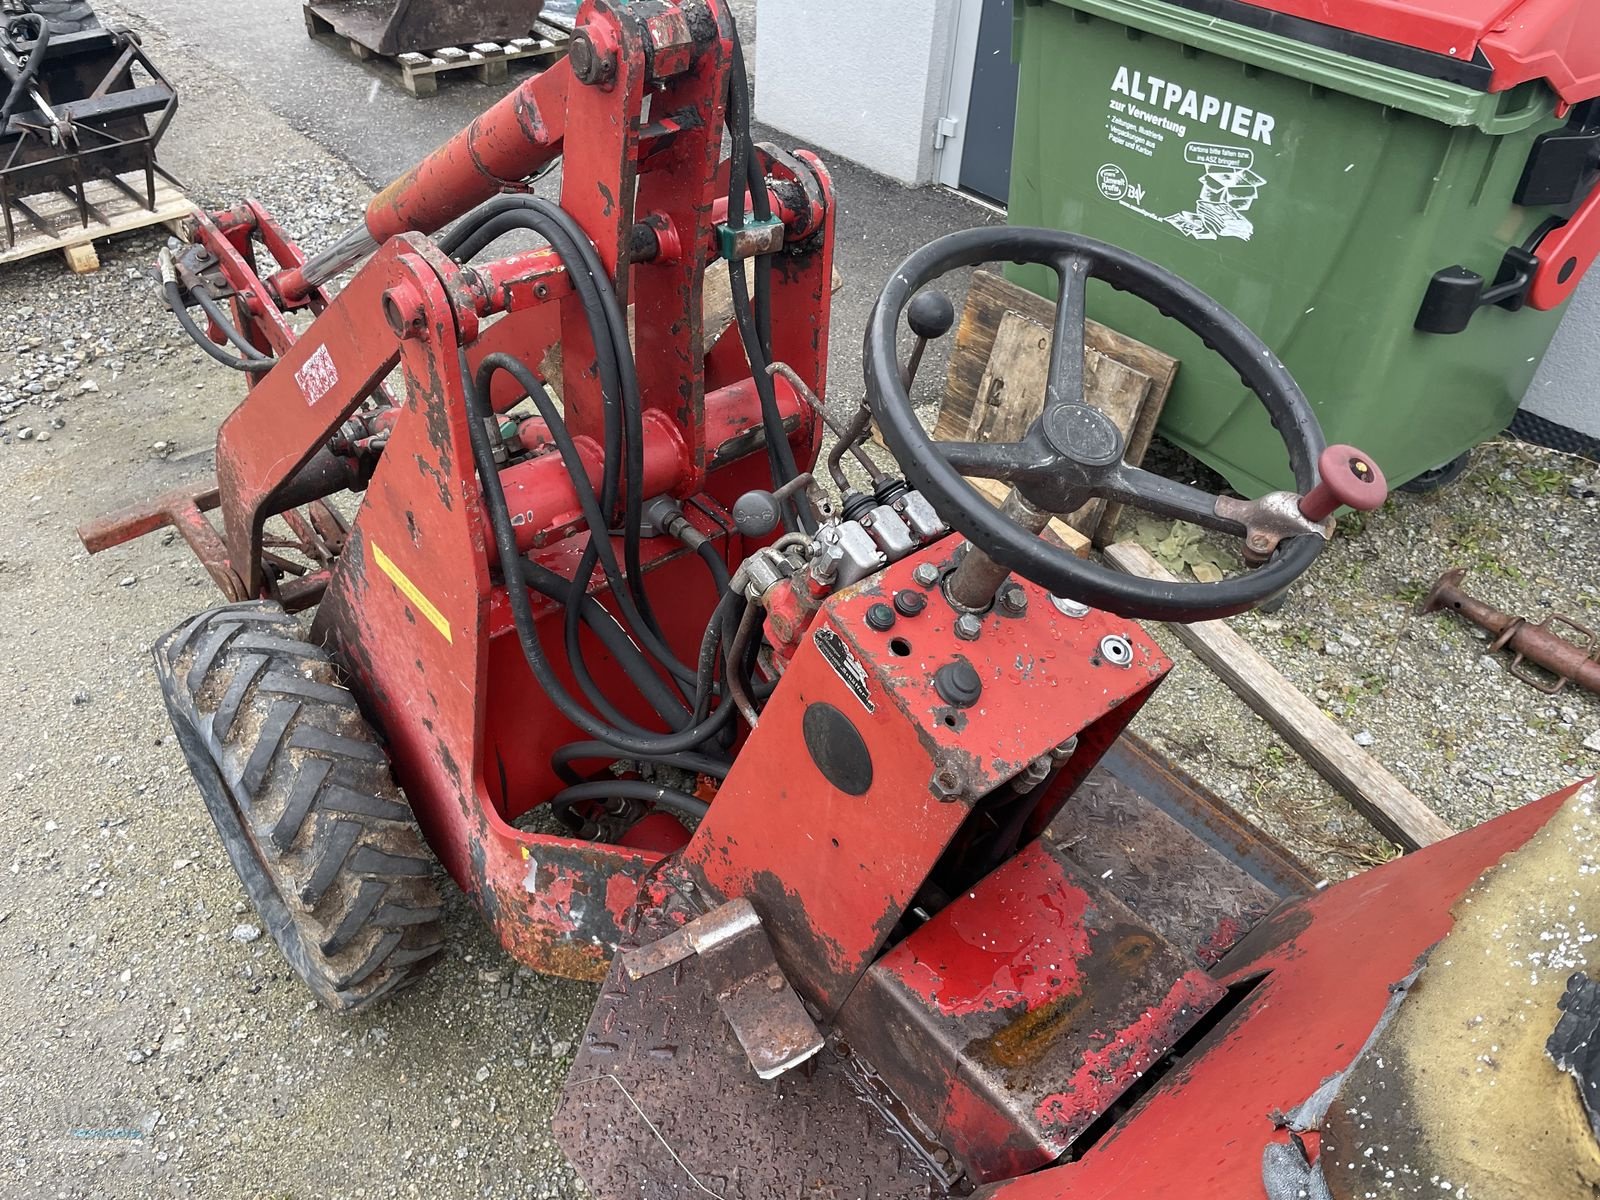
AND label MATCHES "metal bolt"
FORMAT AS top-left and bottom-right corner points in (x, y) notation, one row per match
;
(953, 613), (983, 642)
(1052, 735), (1080, 760)
(930, 768), (962, 799)
(912, 562), (940, 588)
(998, 583), (1029, 616)
(1013, 755), (1053, 795)
(1050, 594), (1090, 618)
